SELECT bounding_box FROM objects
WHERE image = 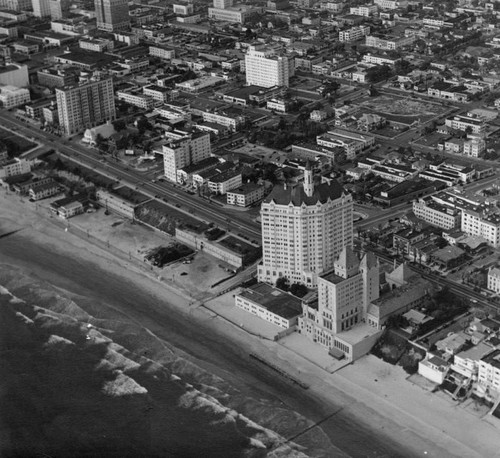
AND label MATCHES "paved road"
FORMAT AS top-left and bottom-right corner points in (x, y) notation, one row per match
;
(370, 246), (497, 311)
(355, 172), (500, 231)
(0, 112), (262, 241)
